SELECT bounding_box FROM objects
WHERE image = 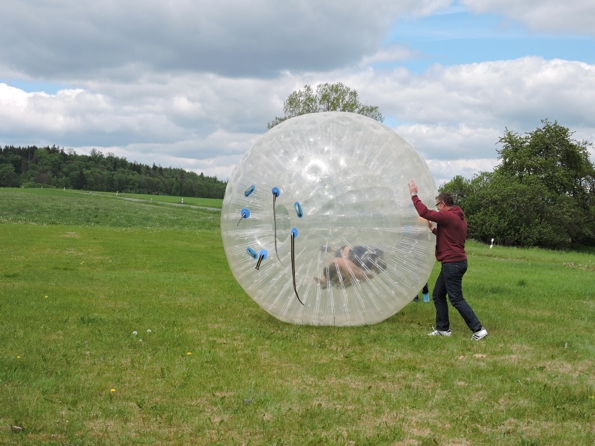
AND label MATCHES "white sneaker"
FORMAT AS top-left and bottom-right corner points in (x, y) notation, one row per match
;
(428, 328), (451, 337)
(471, 328), (488, 341)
